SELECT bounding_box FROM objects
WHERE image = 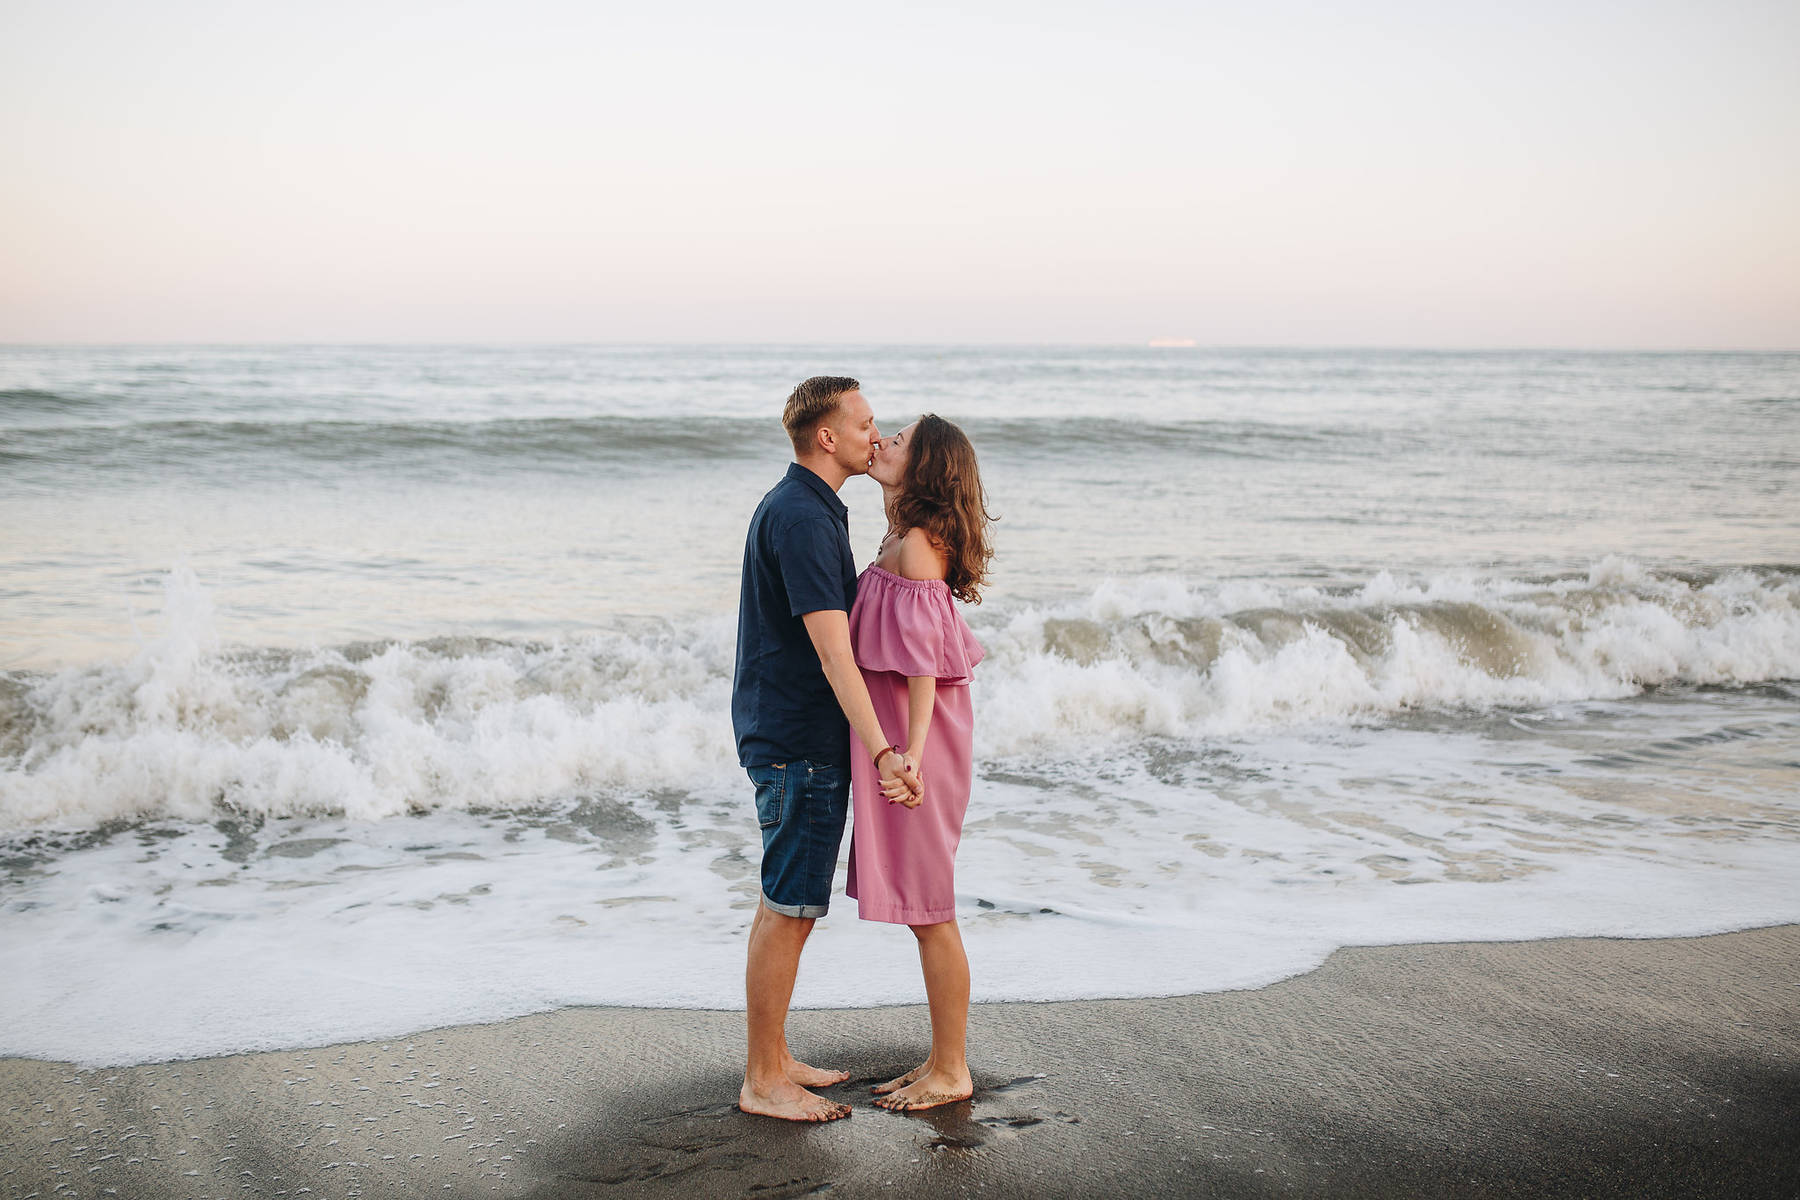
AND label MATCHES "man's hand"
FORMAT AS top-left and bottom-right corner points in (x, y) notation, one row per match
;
(879, 752), (923, 808)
